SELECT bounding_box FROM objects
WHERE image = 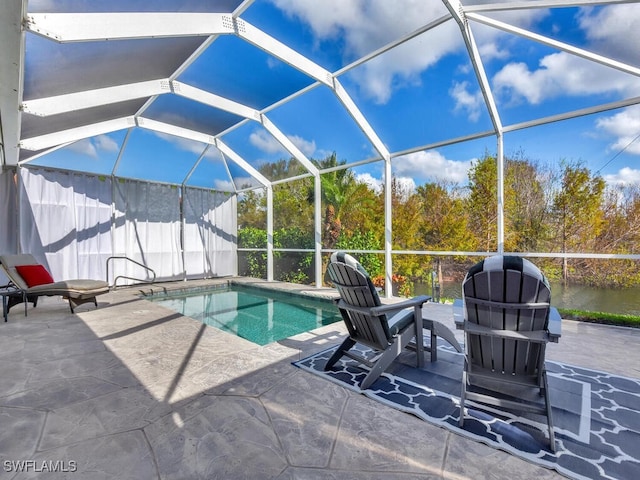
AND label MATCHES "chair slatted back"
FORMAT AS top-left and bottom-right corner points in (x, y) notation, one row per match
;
(327, 253), (391, 349)
(0, 254), (39, 291)
(463, 255), (550, 377)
